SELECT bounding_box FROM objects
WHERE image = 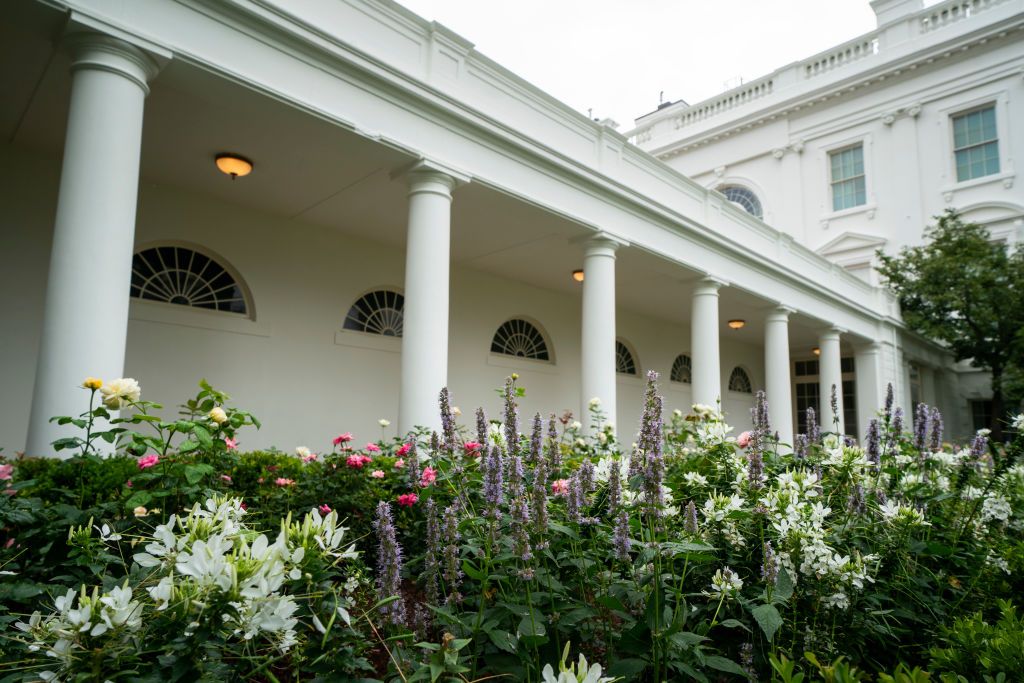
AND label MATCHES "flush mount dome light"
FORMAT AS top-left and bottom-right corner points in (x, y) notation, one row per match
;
(572, 269), (585, 282)
(215, 153), (253, 180)
(727, 319), (745, 329)
(813, 347), (821, 356)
